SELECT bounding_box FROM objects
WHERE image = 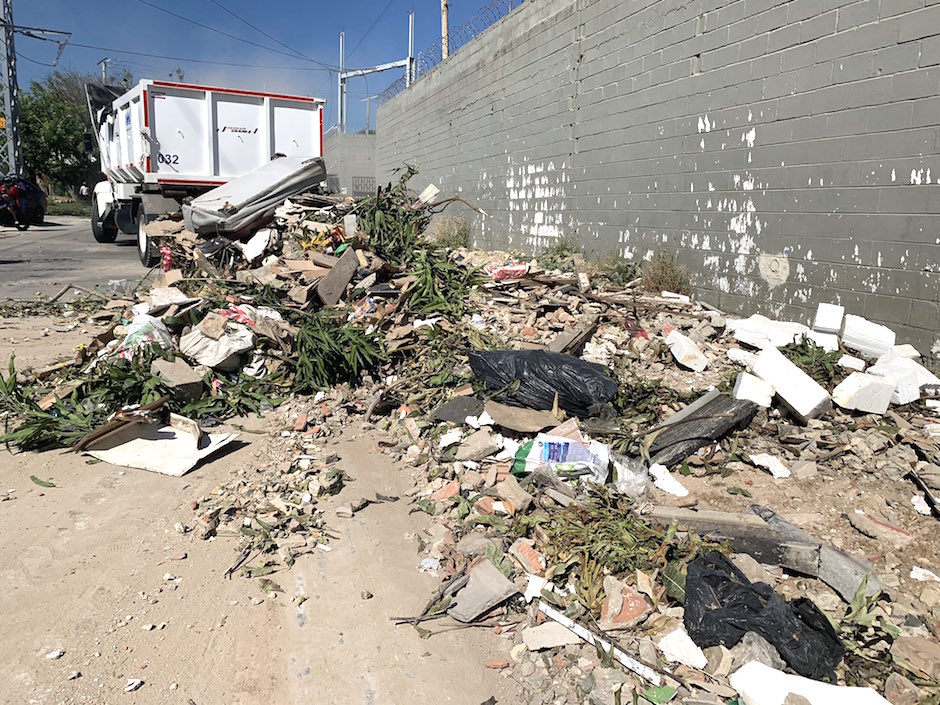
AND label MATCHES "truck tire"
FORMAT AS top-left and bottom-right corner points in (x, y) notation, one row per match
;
(136, 208), (159, 267)
(91, 196), (118, 243)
